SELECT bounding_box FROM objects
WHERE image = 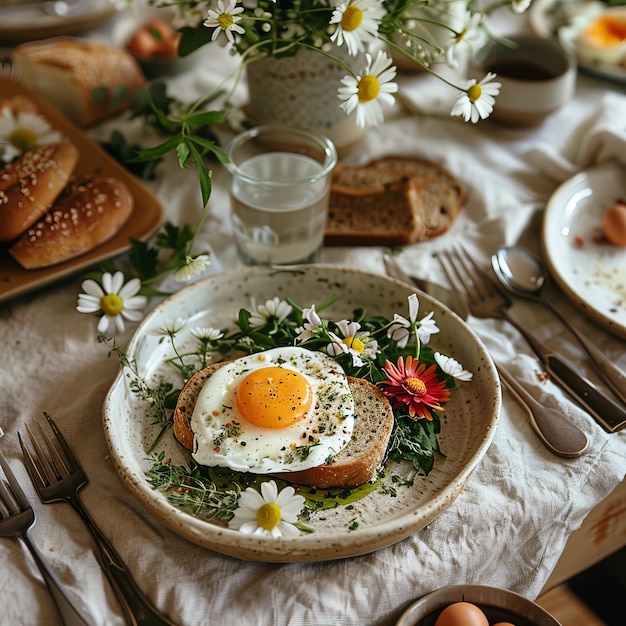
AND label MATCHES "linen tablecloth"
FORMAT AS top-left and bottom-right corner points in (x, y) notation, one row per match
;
(1, 7), (626, 626)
